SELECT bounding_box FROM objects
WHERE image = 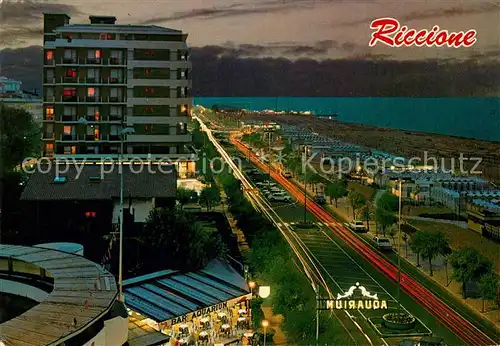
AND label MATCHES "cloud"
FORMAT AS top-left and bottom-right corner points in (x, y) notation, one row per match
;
(337, 2), (500, 27)
(2, 45), (500, 97)
(203, 40), (367, 58)
(0, 0), (79, 25)
(140, 0), (317, 24)
(0, 27), (44, 46)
